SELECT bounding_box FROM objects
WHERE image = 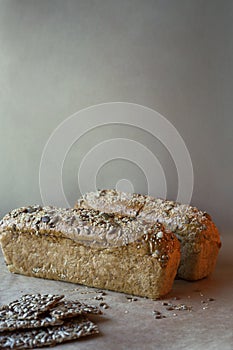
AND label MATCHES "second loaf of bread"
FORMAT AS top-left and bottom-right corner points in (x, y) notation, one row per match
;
(76, 190), (221, 281)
